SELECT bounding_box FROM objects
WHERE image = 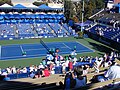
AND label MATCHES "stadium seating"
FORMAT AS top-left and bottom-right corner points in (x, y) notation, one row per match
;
(48, 23), (70, 37)
(36, 23), (55, 38)
(16, 24), (35, 38)
(89, 24), (120, 42)
(0, 24), (15, 39)
(0, 14), (64, 24)
(0, 13), (77, 39)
